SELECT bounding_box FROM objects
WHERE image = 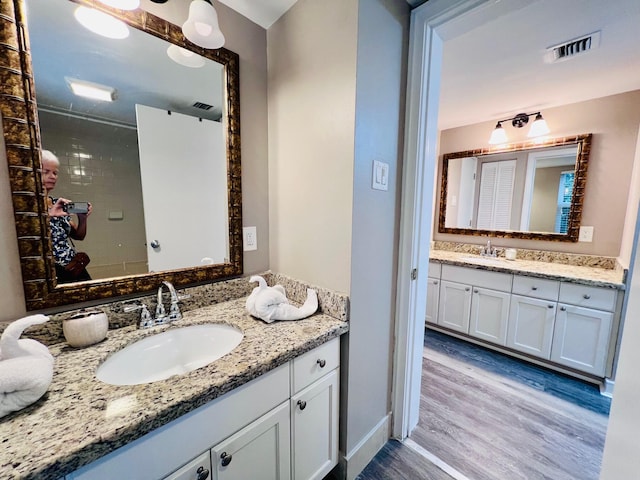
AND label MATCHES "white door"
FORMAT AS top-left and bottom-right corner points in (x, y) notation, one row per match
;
(437, 280), (472, 333)
(136, 104), (228, 272)
(507, 295), (556, 359)
(469, 287), (511, 345)
(210, 402), (291, 480)
(551, 304), (613, 376)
